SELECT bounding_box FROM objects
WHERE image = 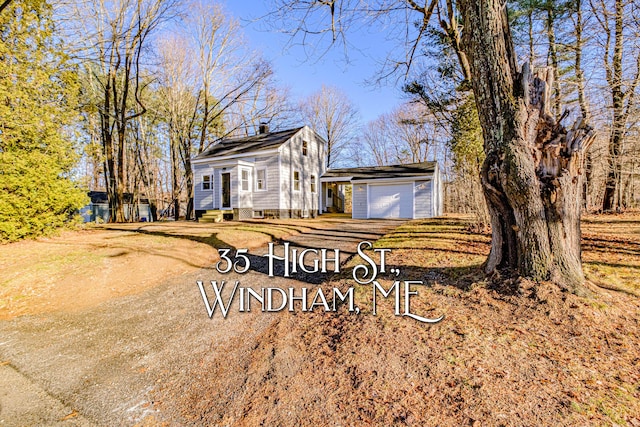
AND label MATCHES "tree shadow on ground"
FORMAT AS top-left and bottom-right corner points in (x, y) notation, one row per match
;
(105, 224), (513, 293)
